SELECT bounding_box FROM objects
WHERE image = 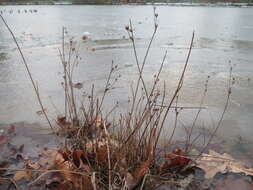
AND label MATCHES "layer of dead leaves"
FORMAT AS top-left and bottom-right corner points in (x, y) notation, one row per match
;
(11, 145), (195, 189)
(12, 147), (93, 190)
(5, 137), (253, 189)
(2, 122), (253, 189)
